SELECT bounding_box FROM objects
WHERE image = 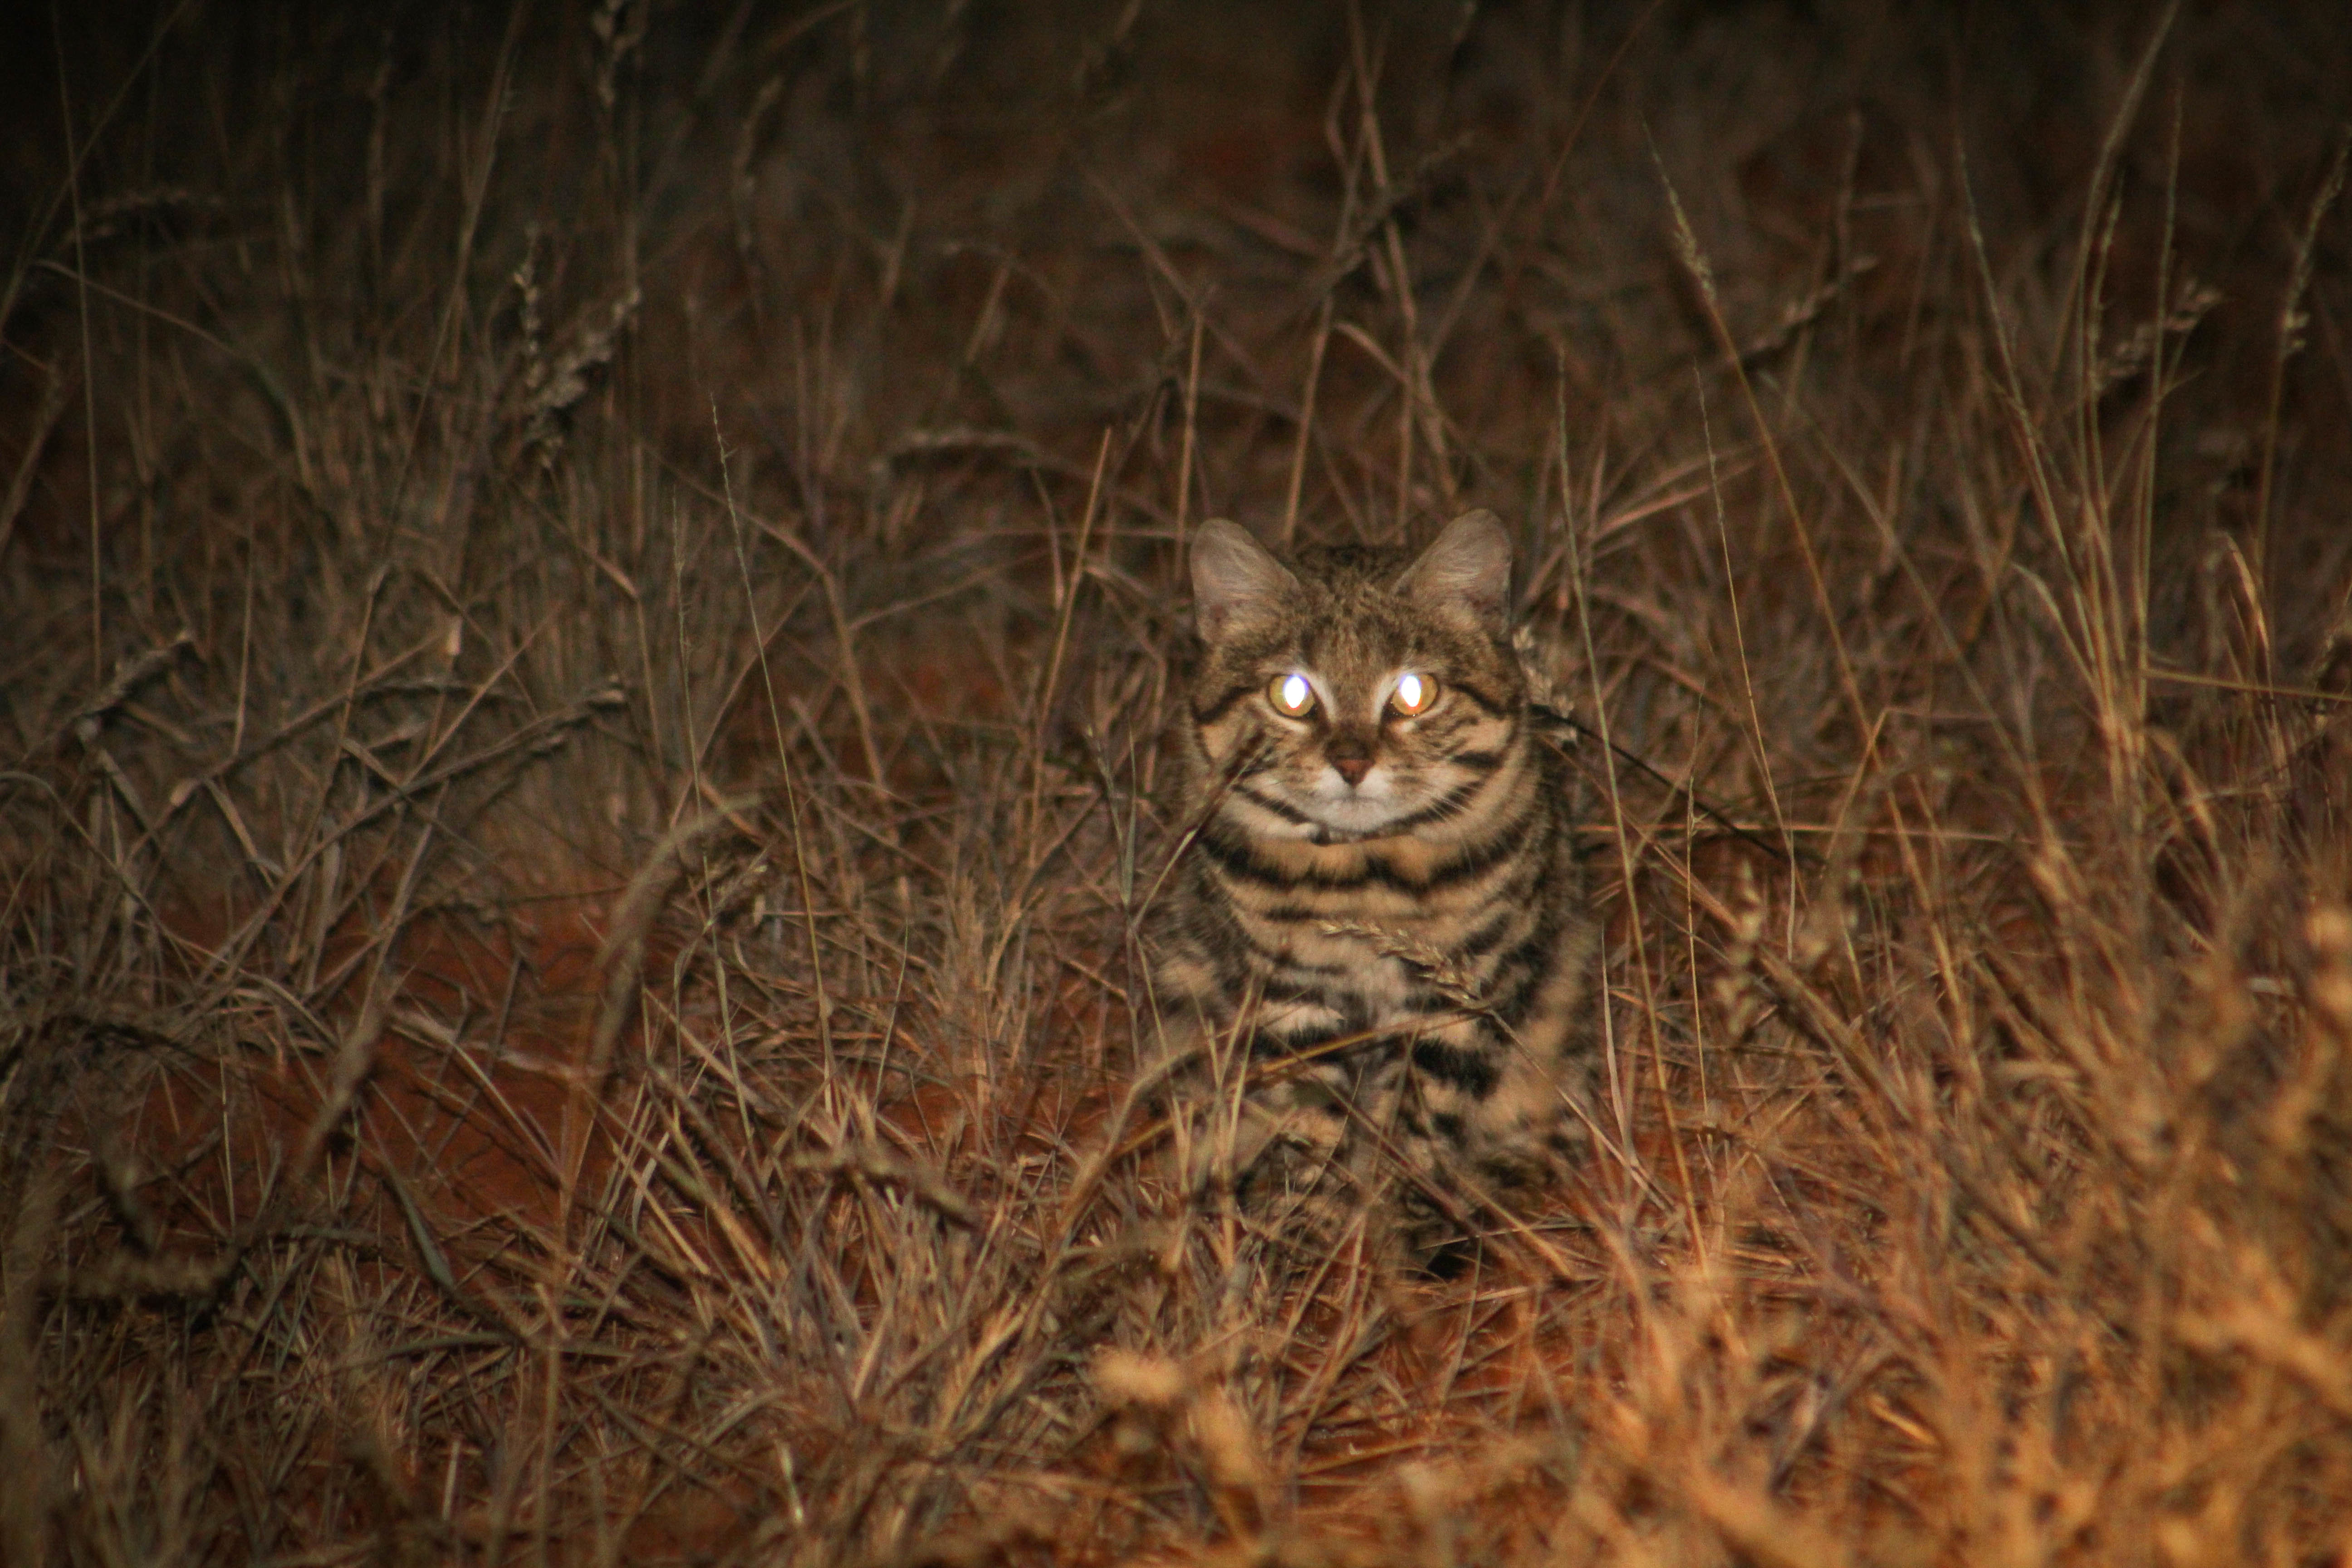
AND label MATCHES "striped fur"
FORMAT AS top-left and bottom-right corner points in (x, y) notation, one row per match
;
(1149, 510), (1598, 1260)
